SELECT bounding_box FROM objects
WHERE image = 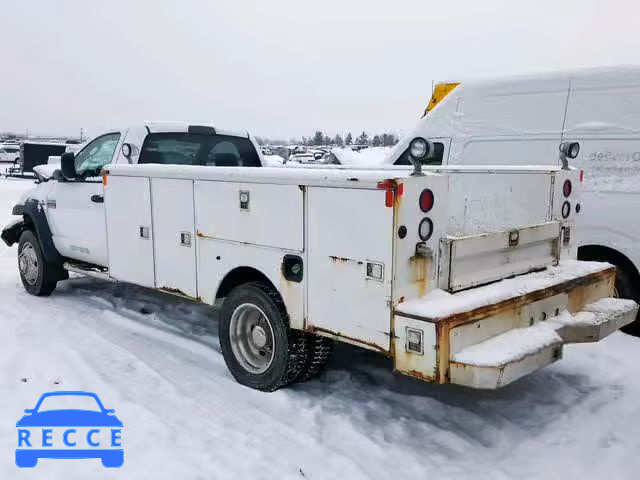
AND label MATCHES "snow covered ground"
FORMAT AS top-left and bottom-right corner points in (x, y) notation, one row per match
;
(1, 176), (639, 480)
